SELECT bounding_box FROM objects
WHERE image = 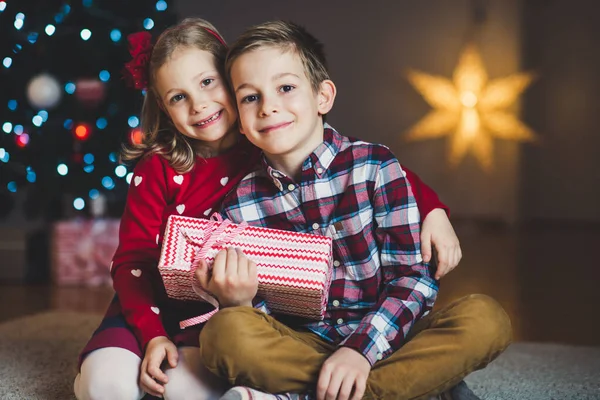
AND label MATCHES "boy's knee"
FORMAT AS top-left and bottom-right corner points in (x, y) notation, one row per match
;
(458, 294), (512, 356)
(199, 306), (262, 370)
